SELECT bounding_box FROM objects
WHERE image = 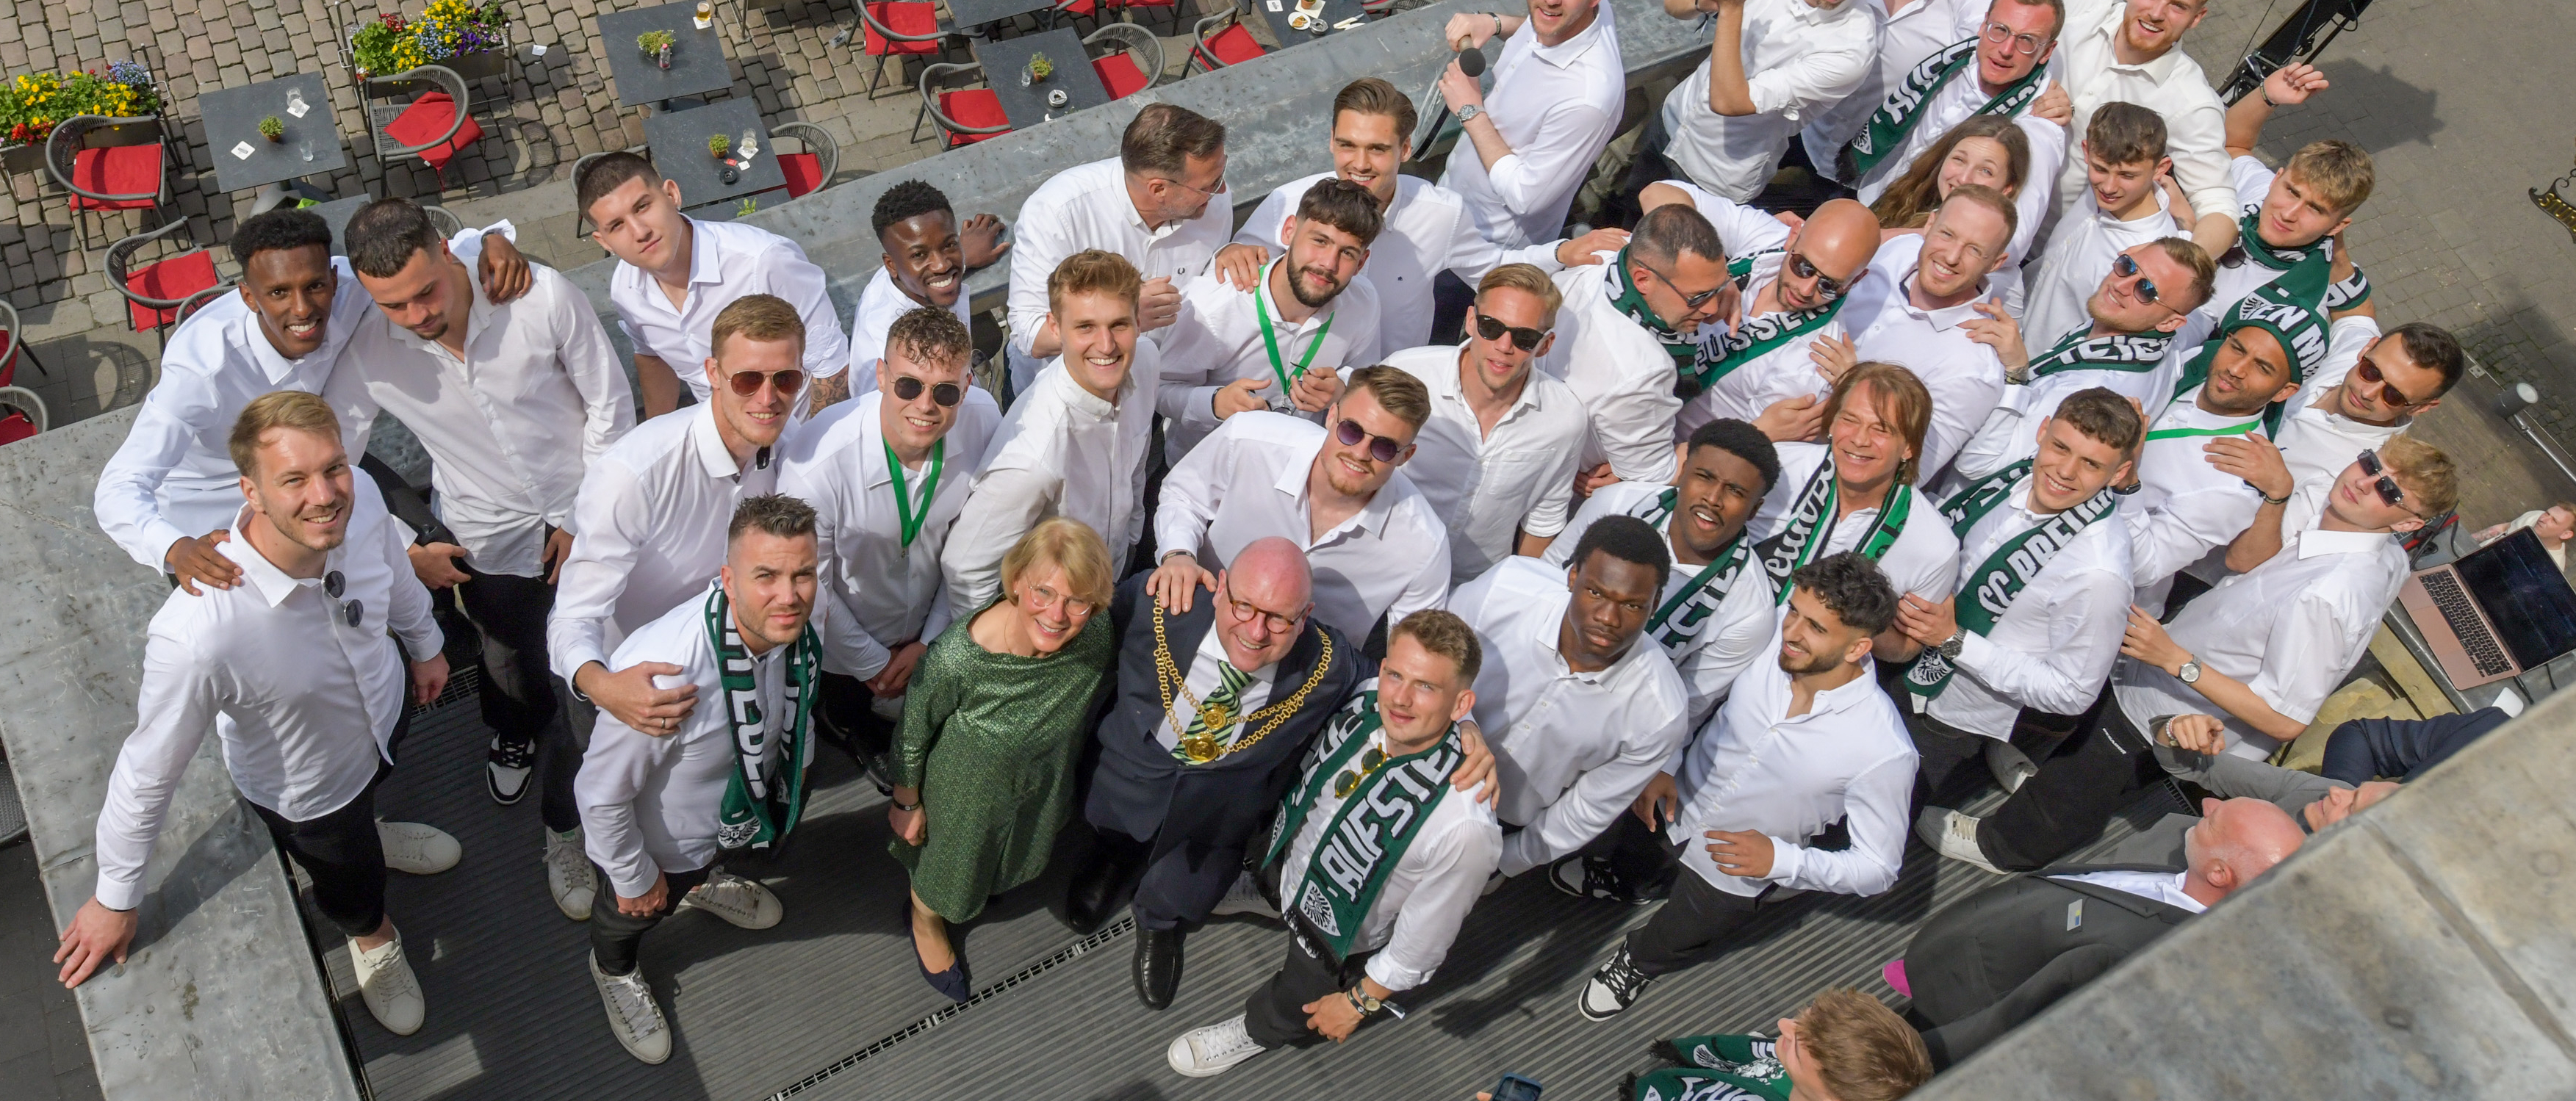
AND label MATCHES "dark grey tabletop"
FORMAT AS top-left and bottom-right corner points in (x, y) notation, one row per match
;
(643, 98), (784, 209)
(947, 0), (1055, 31)
(597, 3), (735, 106)
(971, 29), (1110, 131)
(1253, 0), (1371, 48)
(307, 195), (373, 255)
(196, 73), (349, 192)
